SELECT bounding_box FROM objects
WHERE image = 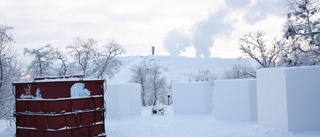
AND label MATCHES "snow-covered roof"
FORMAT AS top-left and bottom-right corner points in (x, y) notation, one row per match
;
(13, 78), (105, 84)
